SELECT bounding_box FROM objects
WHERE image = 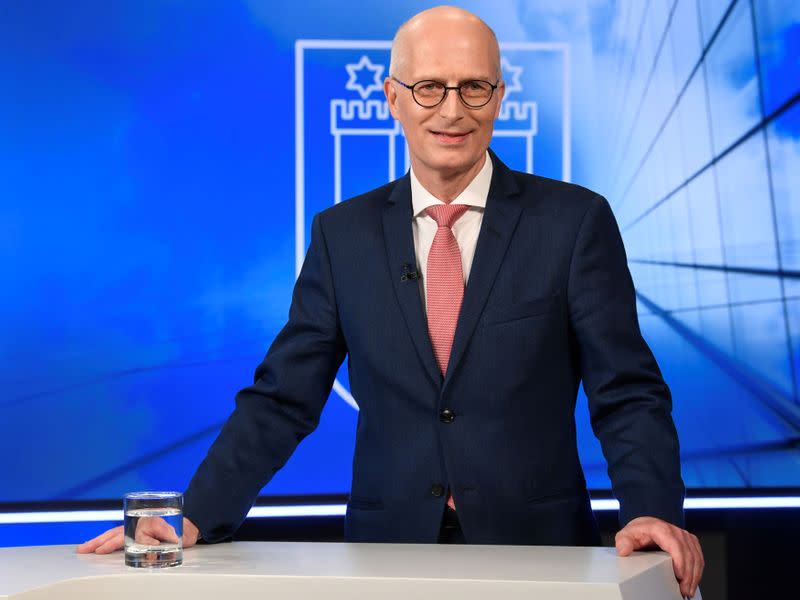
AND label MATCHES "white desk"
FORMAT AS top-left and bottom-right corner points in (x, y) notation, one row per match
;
(0, 542), (699, 599)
